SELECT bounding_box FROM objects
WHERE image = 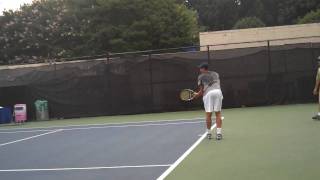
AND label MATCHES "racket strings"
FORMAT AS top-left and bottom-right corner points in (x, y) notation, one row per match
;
(180, 90), (194, 101)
